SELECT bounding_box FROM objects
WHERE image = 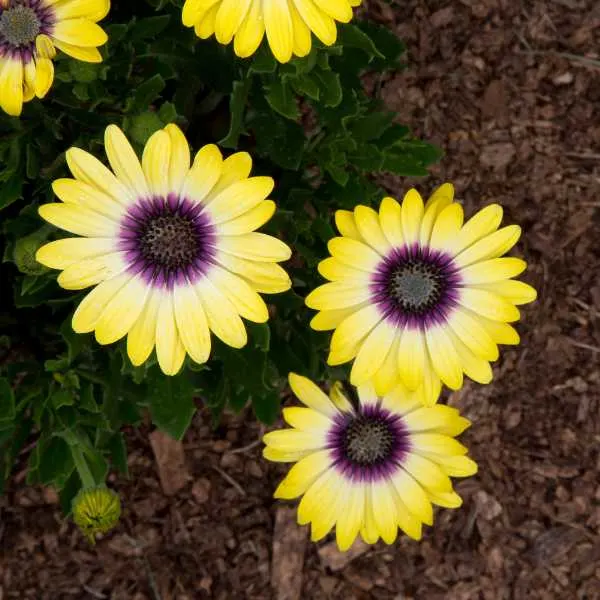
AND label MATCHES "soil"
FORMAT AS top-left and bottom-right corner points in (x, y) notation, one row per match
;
(1, 1), (600, 599)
